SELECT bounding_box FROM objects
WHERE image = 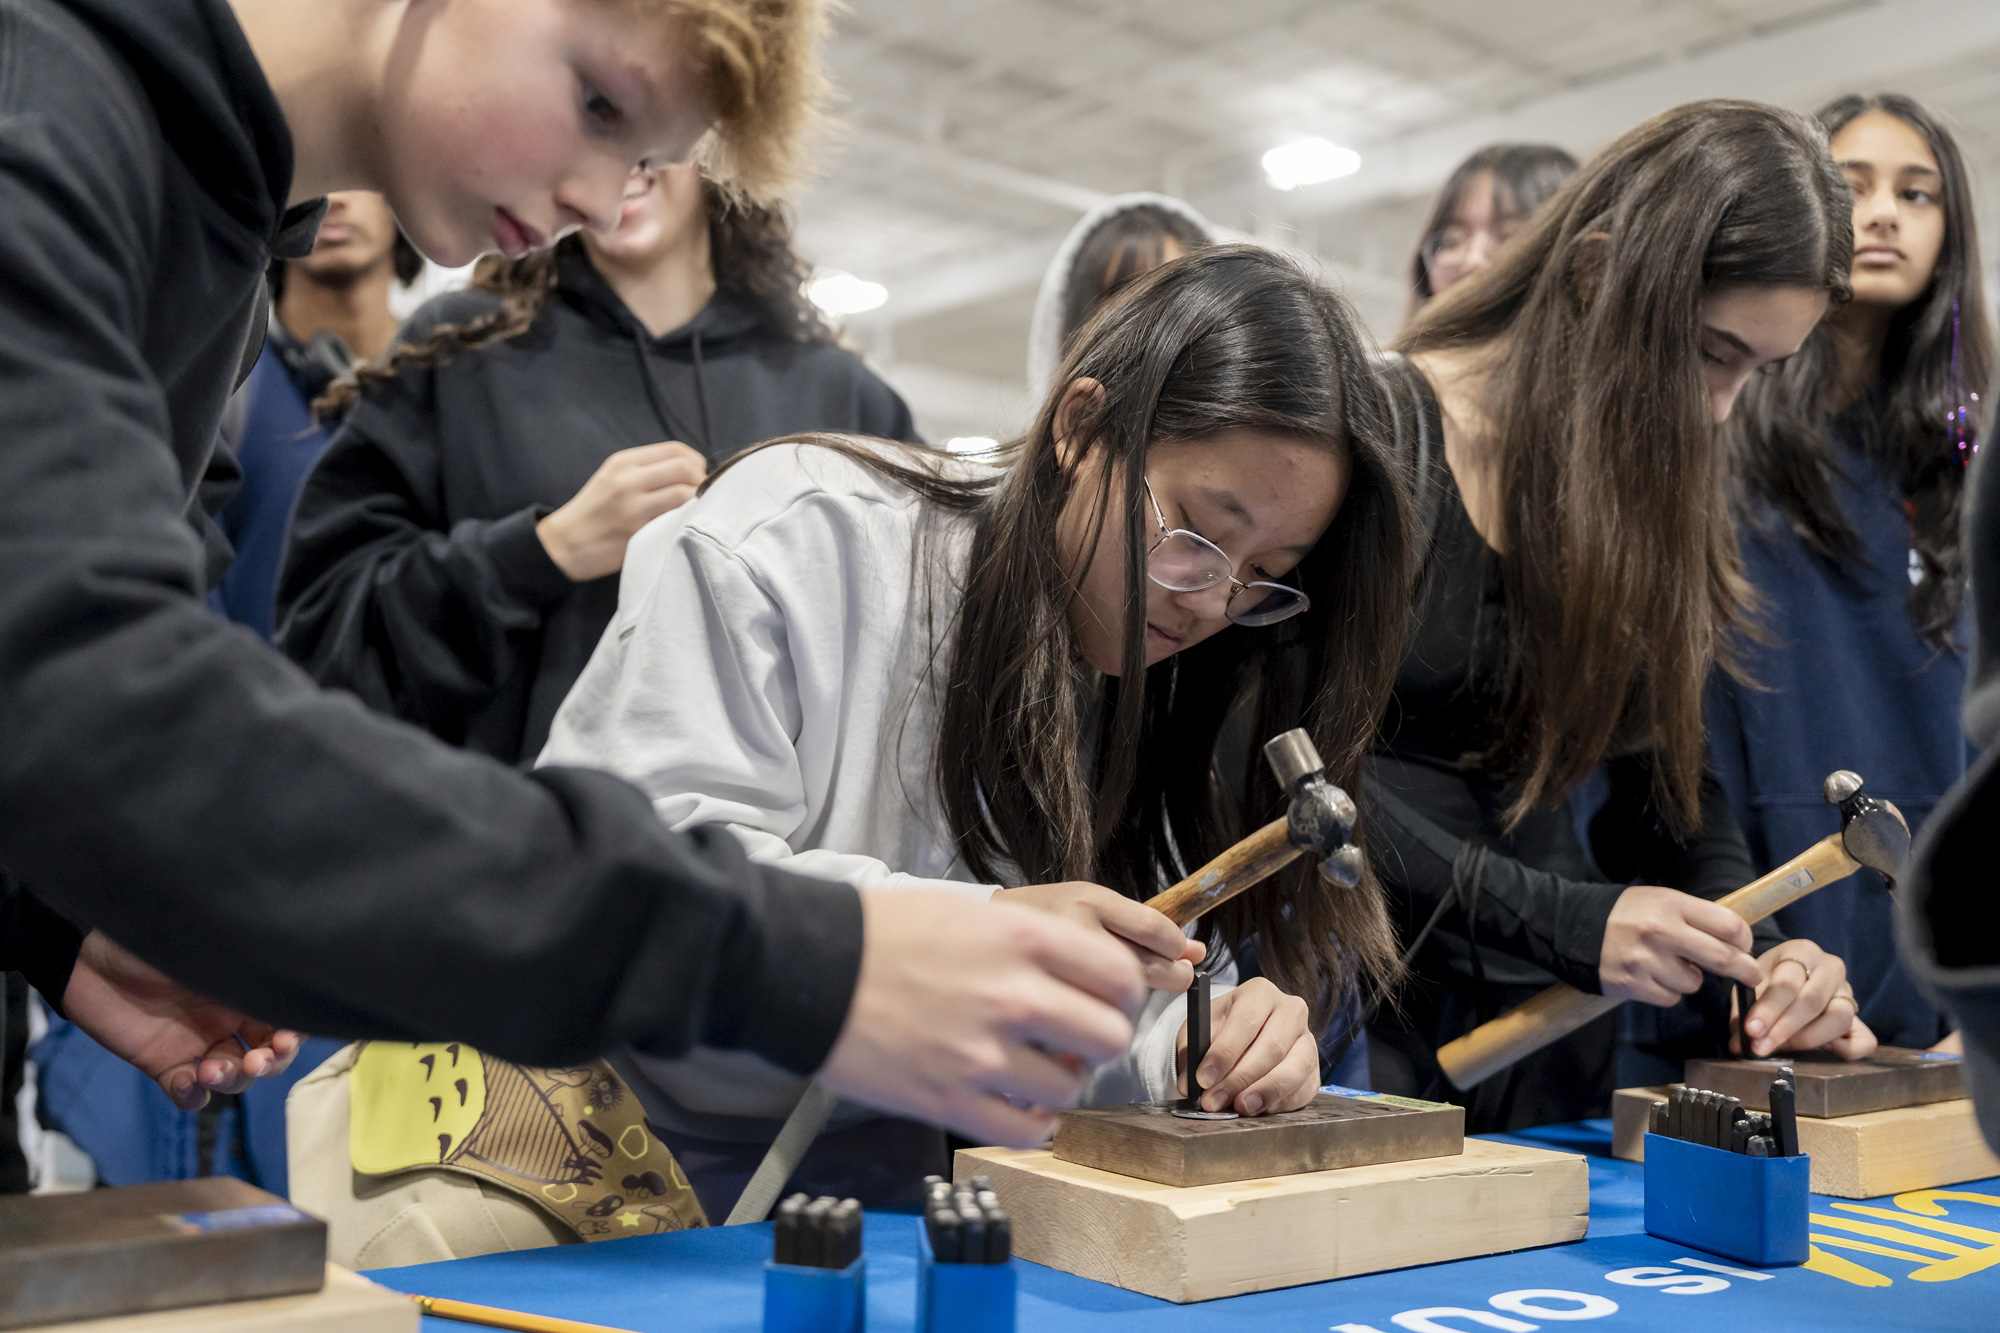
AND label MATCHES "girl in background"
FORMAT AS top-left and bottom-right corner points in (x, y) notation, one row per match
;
(542, 246), (1415, 1215)
(1714, 94), (1991, 1050)
(1406, 142), (1577, 319)
(280, 165), (915, 764)
(1367, 101), (1874, 1130)
(1026, 193), (1216, 400)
